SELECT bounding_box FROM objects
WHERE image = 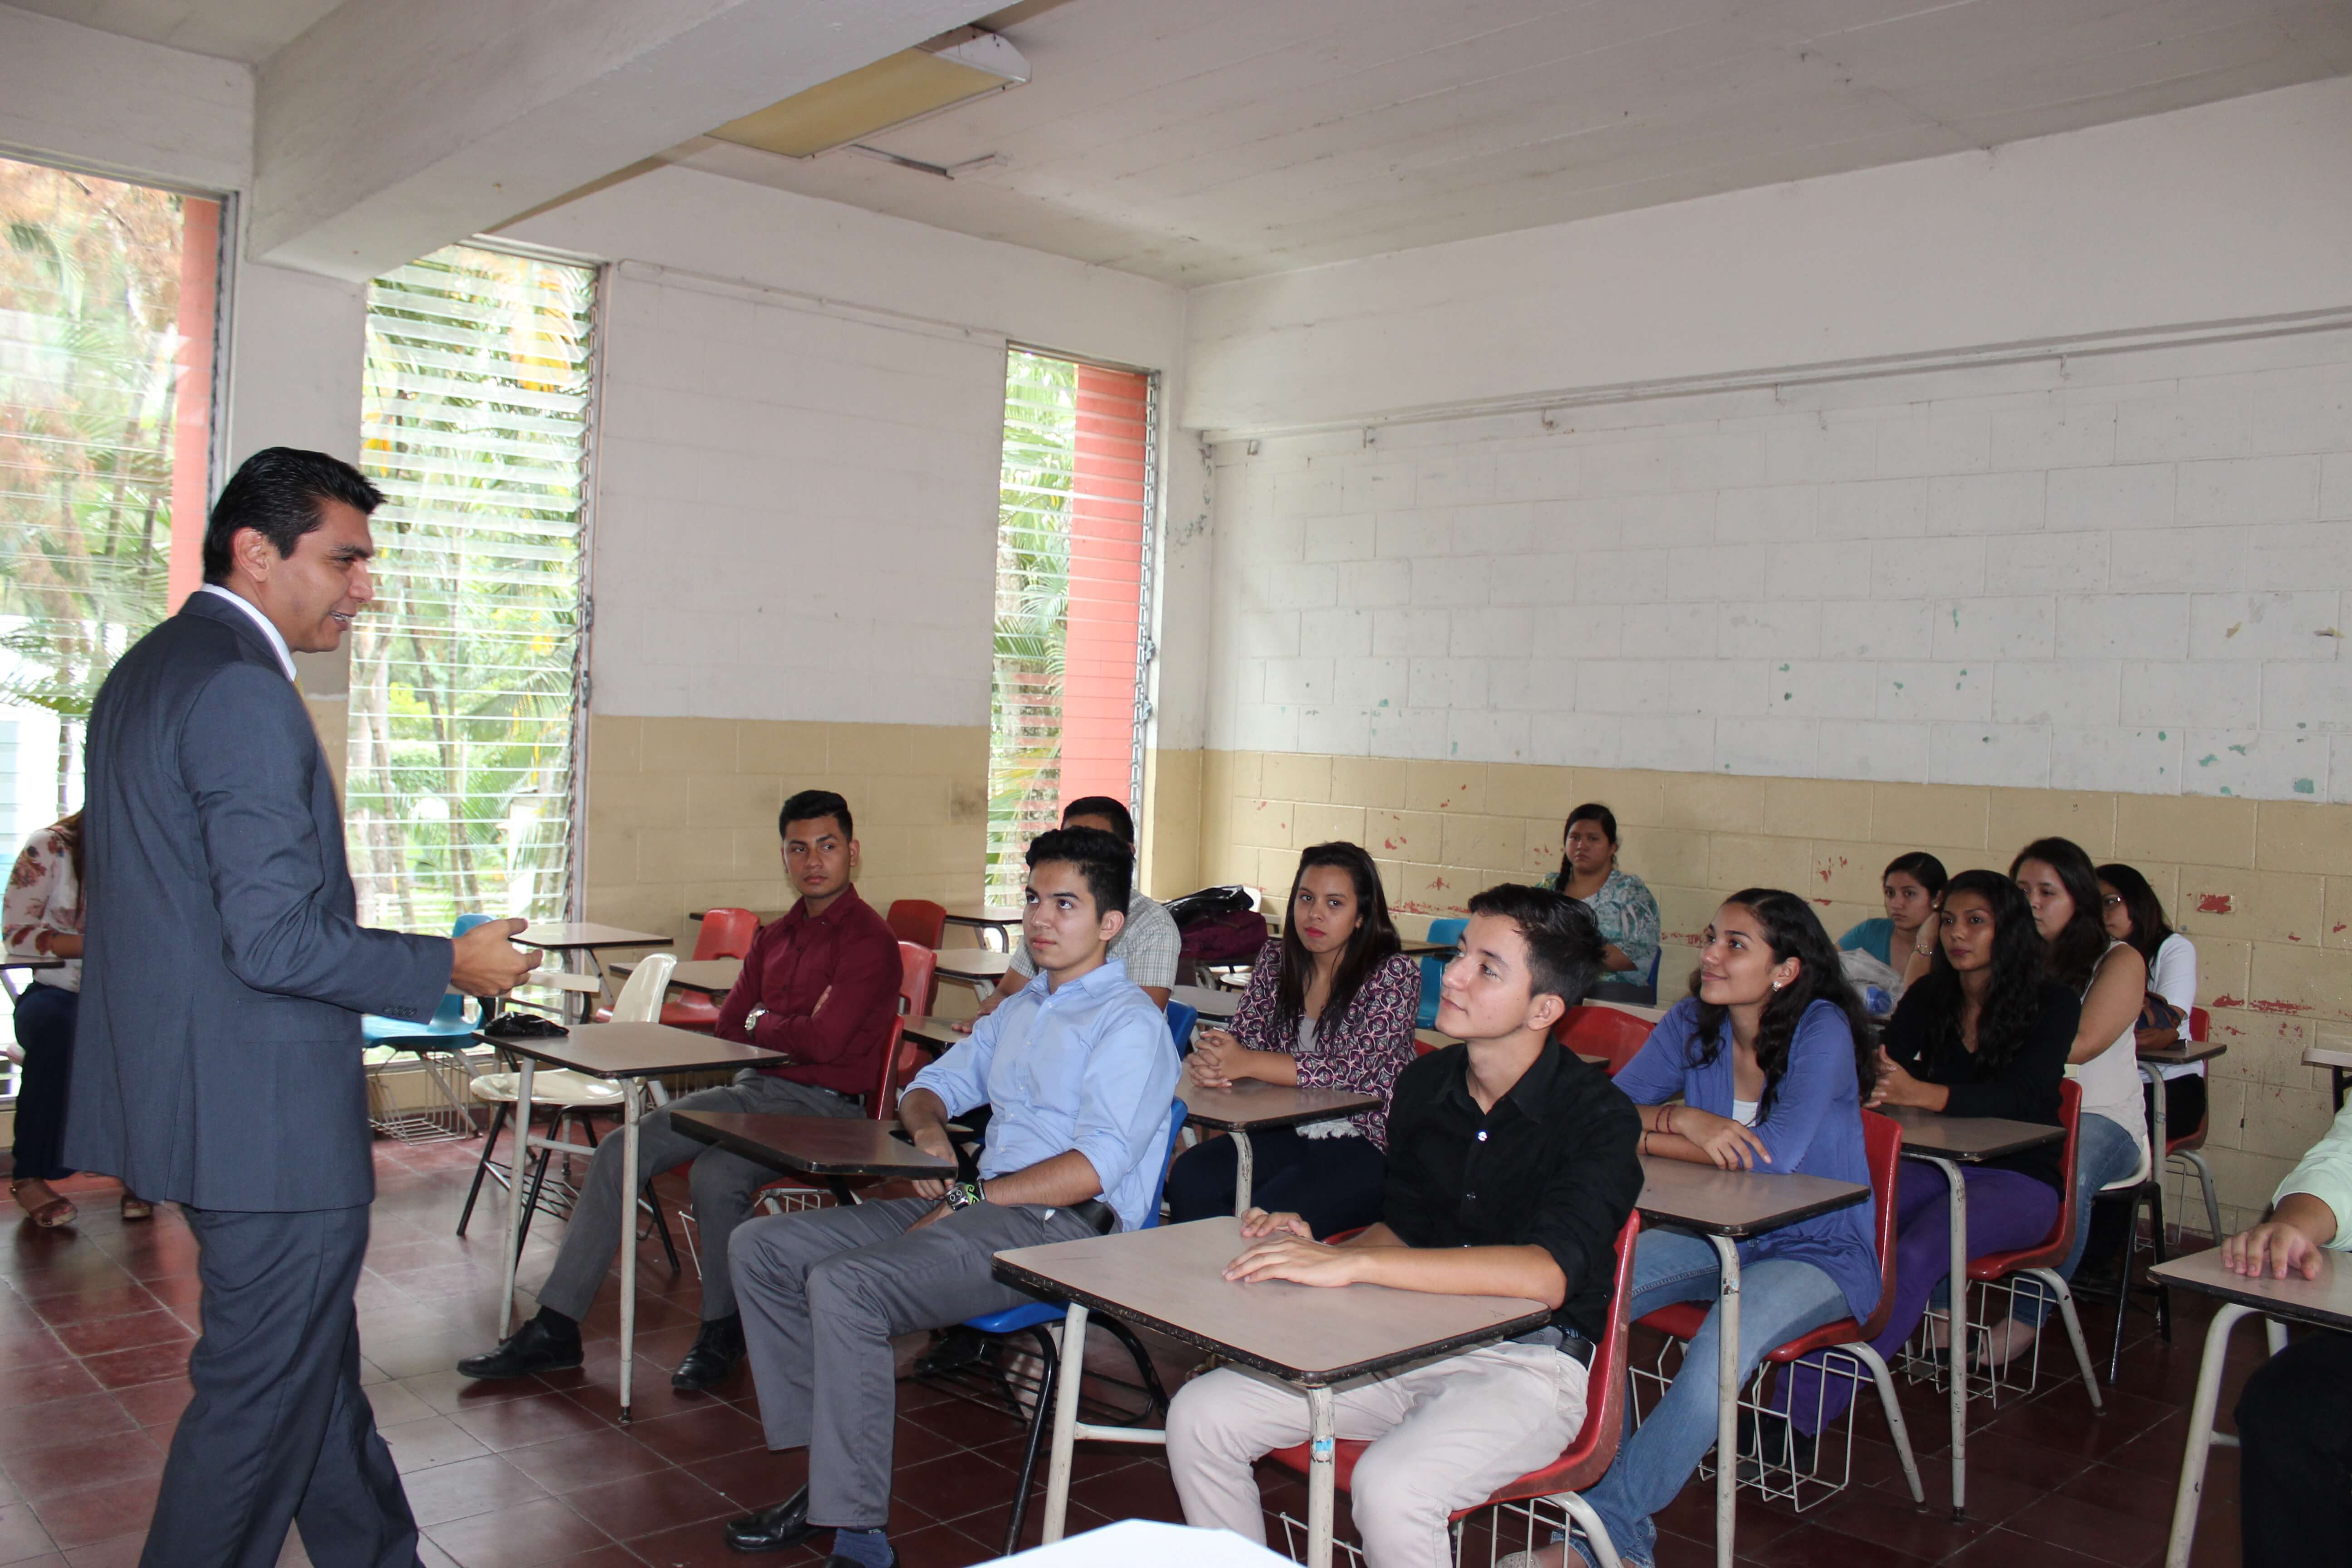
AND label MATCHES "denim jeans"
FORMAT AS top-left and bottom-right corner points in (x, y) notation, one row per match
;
(1571, 1229), (1848, 1568)
(2010, 1110), (2141, 1329)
